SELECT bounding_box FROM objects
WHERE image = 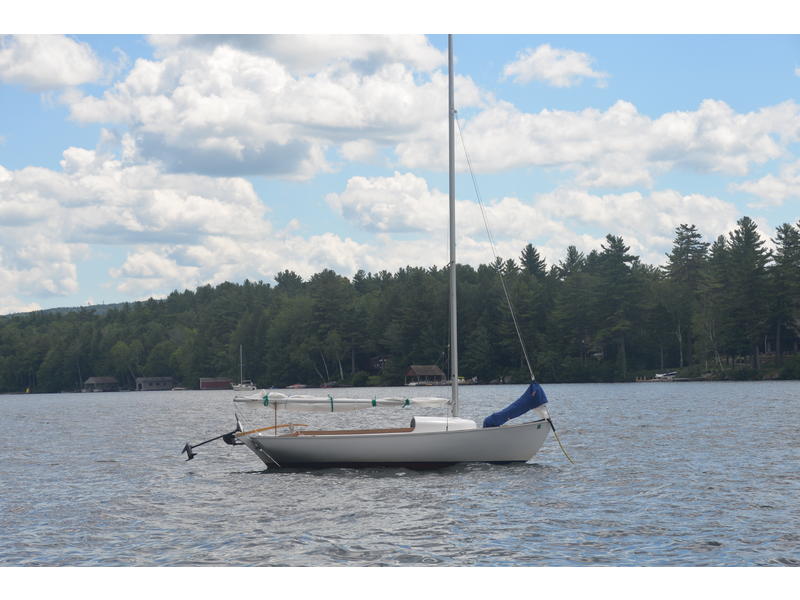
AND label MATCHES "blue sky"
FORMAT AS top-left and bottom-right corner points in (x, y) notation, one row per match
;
(1, 4), (799, 314)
